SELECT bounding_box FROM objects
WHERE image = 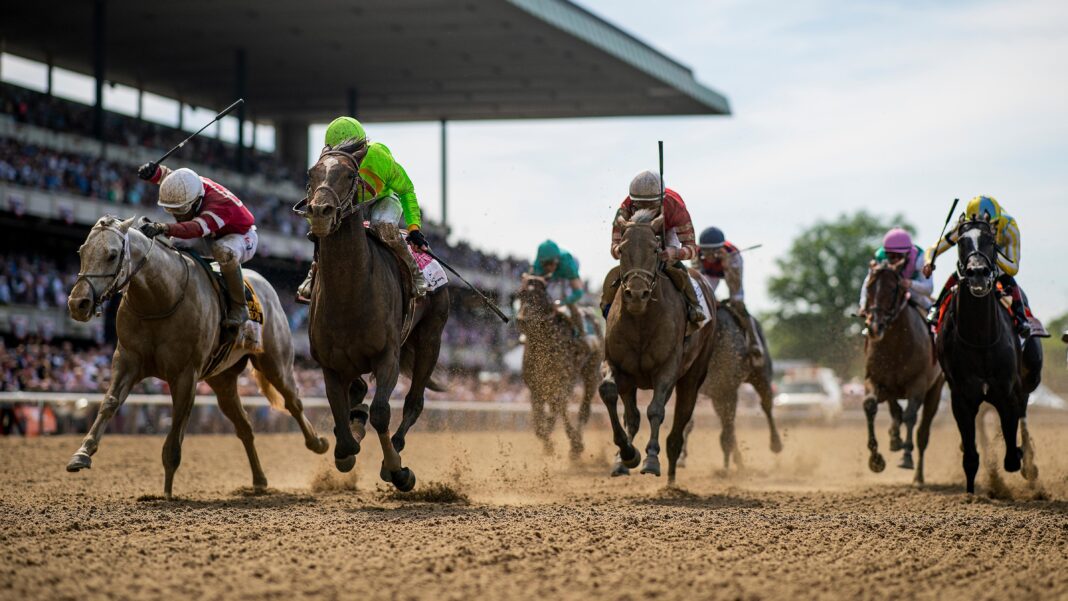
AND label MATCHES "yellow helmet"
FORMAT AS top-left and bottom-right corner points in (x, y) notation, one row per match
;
(964, 195), (1002, 222)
